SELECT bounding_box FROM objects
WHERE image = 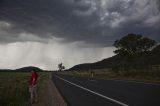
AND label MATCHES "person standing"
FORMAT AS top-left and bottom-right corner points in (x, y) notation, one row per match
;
(28, 70), (38, 104)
